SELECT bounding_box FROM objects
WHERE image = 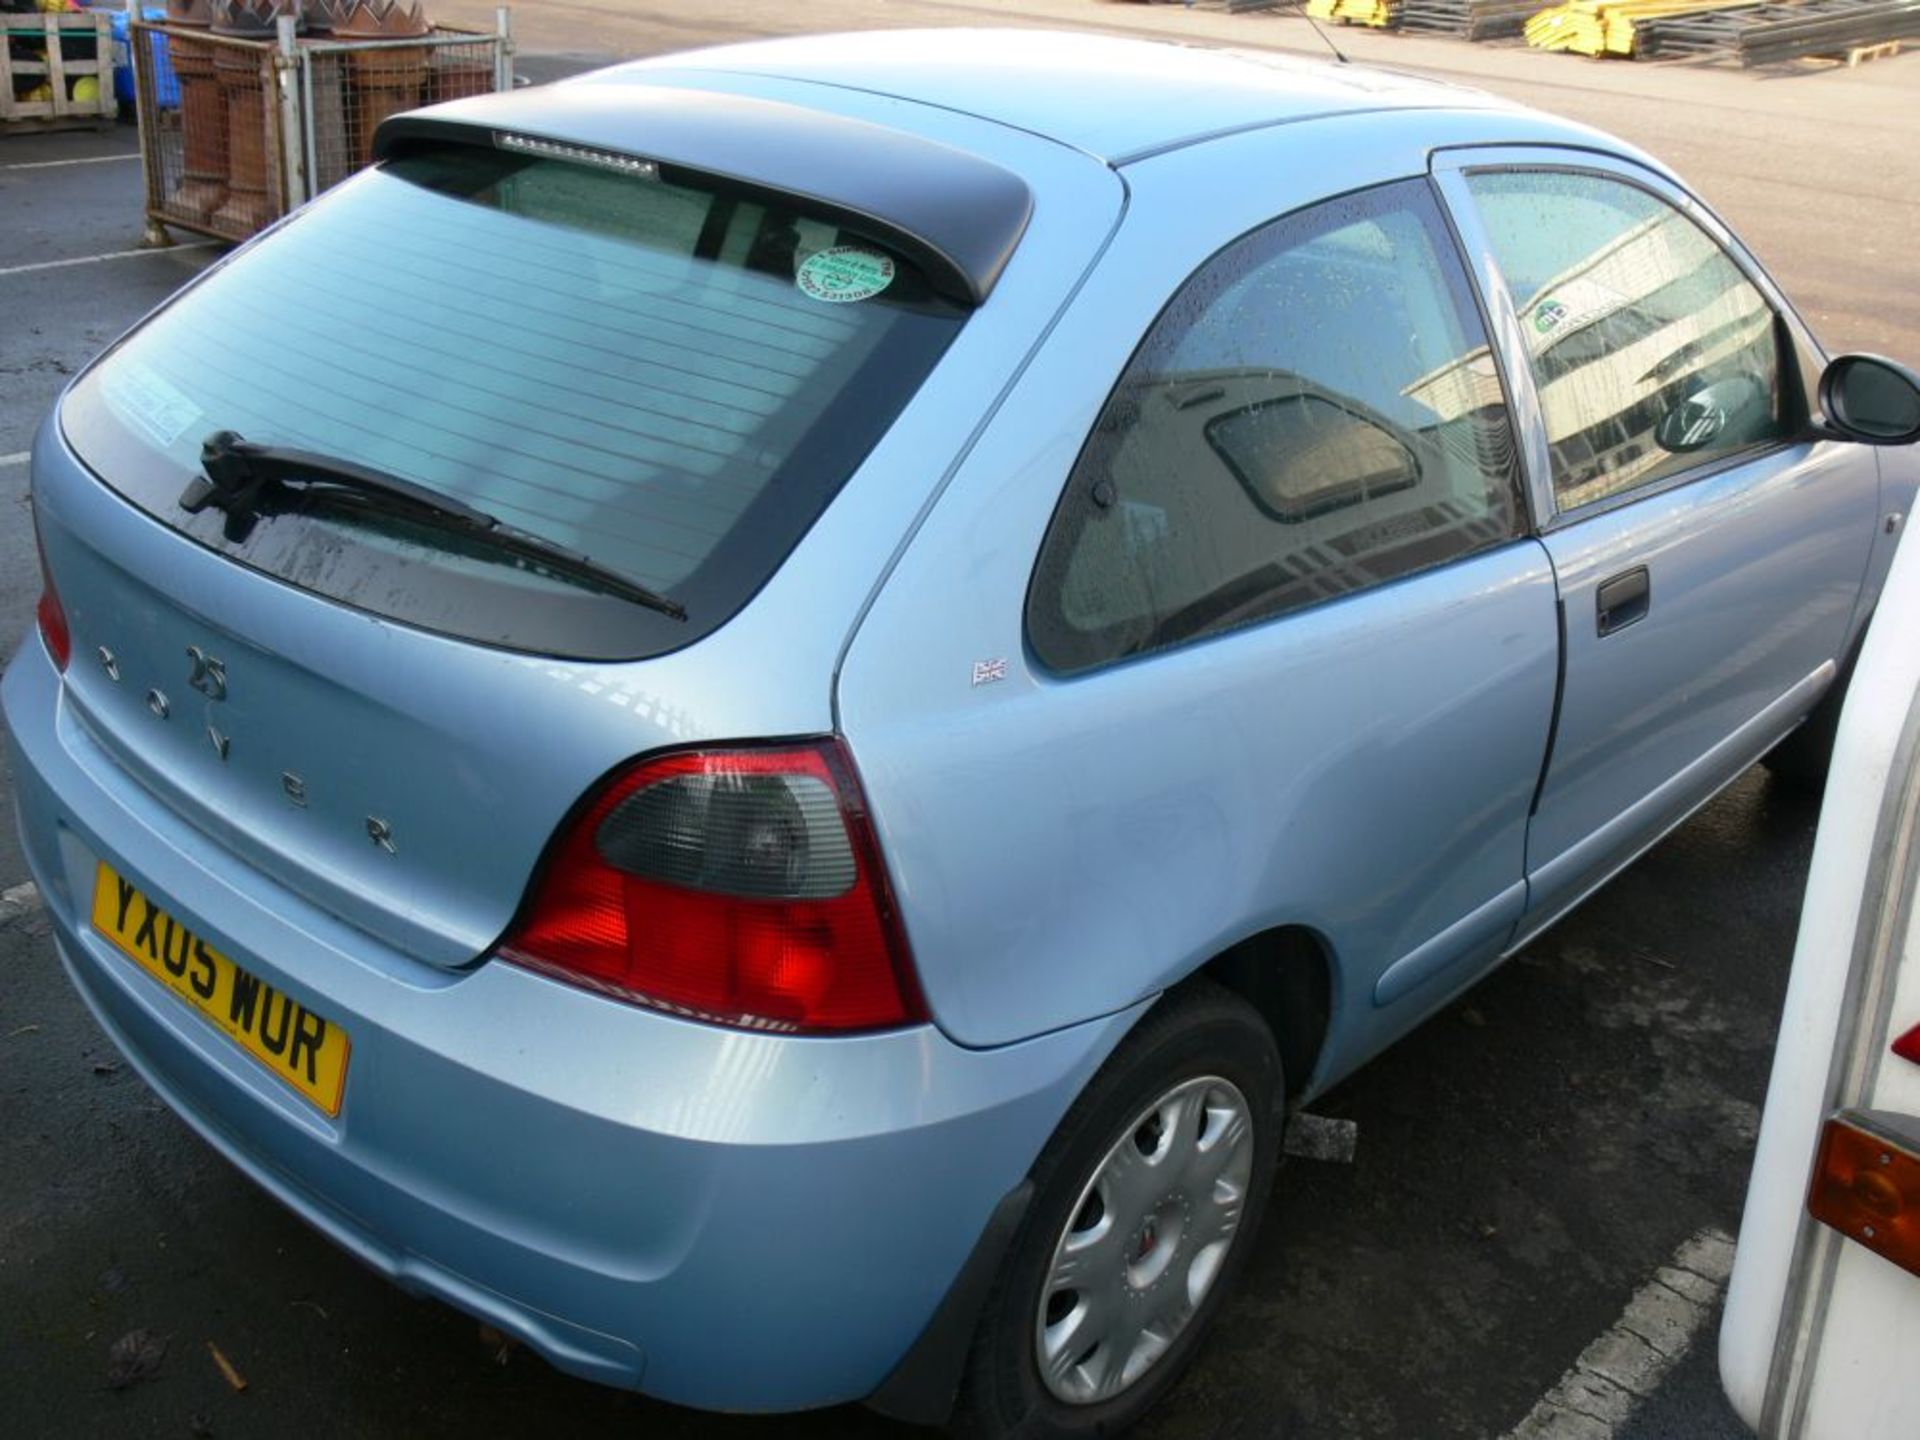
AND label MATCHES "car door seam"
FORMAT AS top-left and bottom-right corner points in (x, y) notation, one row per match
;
(1528, 577), (1567, 825)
